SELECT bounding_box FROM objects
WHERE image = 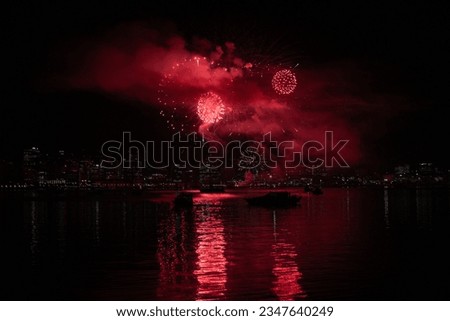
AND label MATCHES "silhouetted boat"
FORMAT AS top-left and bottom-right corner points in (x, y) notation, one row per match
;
(173, 192), (194, 208)
(245, 192), (301, 207)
